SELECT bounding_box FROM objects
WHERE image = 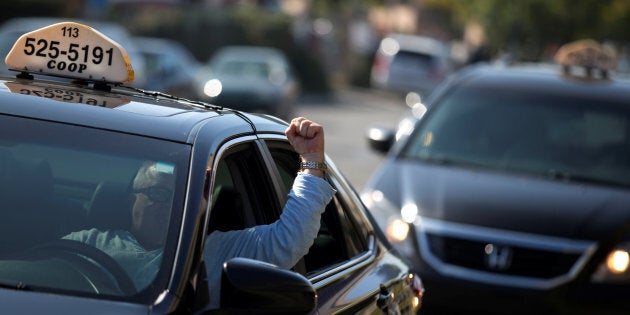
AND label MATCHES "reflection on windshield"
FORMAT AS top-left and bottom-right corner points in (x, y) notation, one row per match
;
(0, 115), (189, 301)
(403, 87), (630, 187)
(217, 61), (270, 78)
